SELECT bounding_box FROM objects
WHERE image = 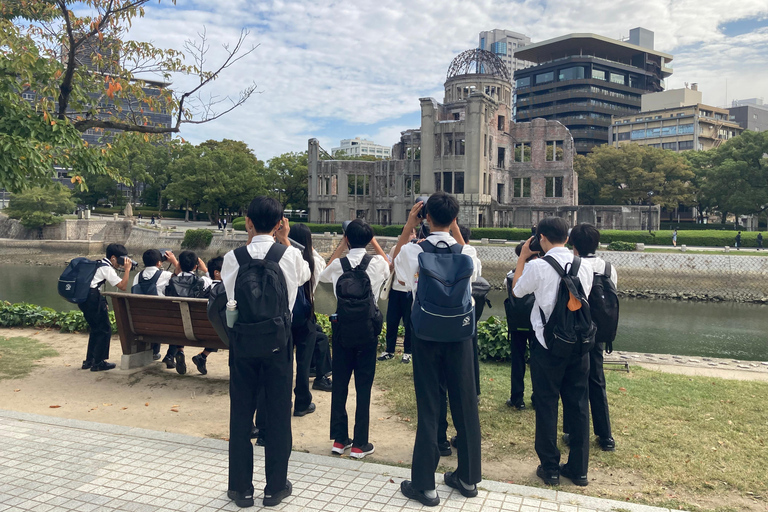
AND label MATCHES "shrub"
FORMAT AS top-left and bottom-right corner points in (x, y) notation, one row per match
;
(606, 241), (637, 251)
(477, 316), (510, 361)
(0, 302), (116, 333)
(181, 229), (213, 249)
